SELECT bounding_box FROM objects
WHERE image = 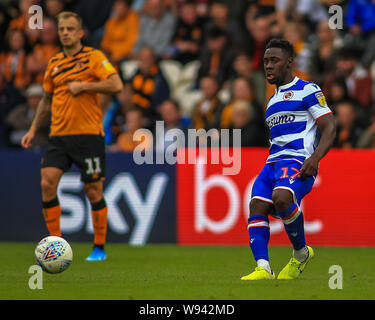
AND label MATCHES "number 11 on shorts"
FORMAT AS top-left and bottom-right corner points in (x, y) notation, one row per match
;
(85, 157), (101, 174)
